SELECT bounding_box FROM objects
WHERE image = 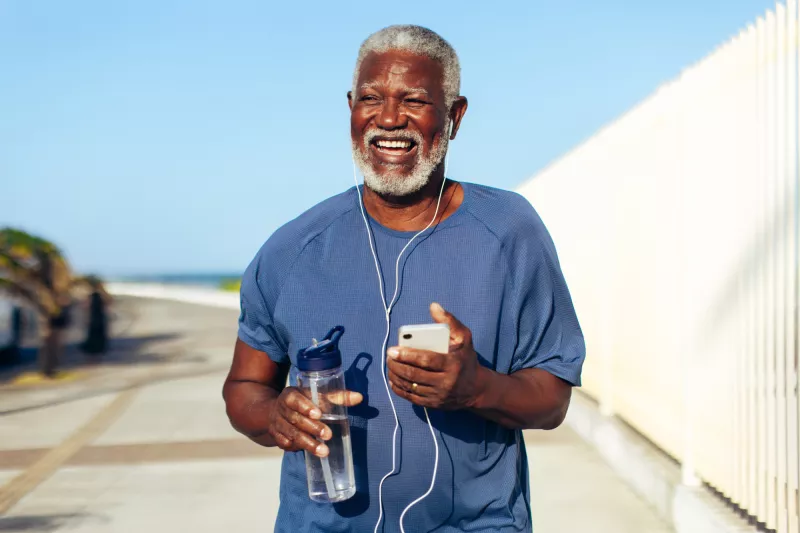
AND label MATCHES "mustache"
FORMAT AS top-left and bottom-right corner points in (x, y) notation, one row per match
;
(362, 129), (424, 149)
